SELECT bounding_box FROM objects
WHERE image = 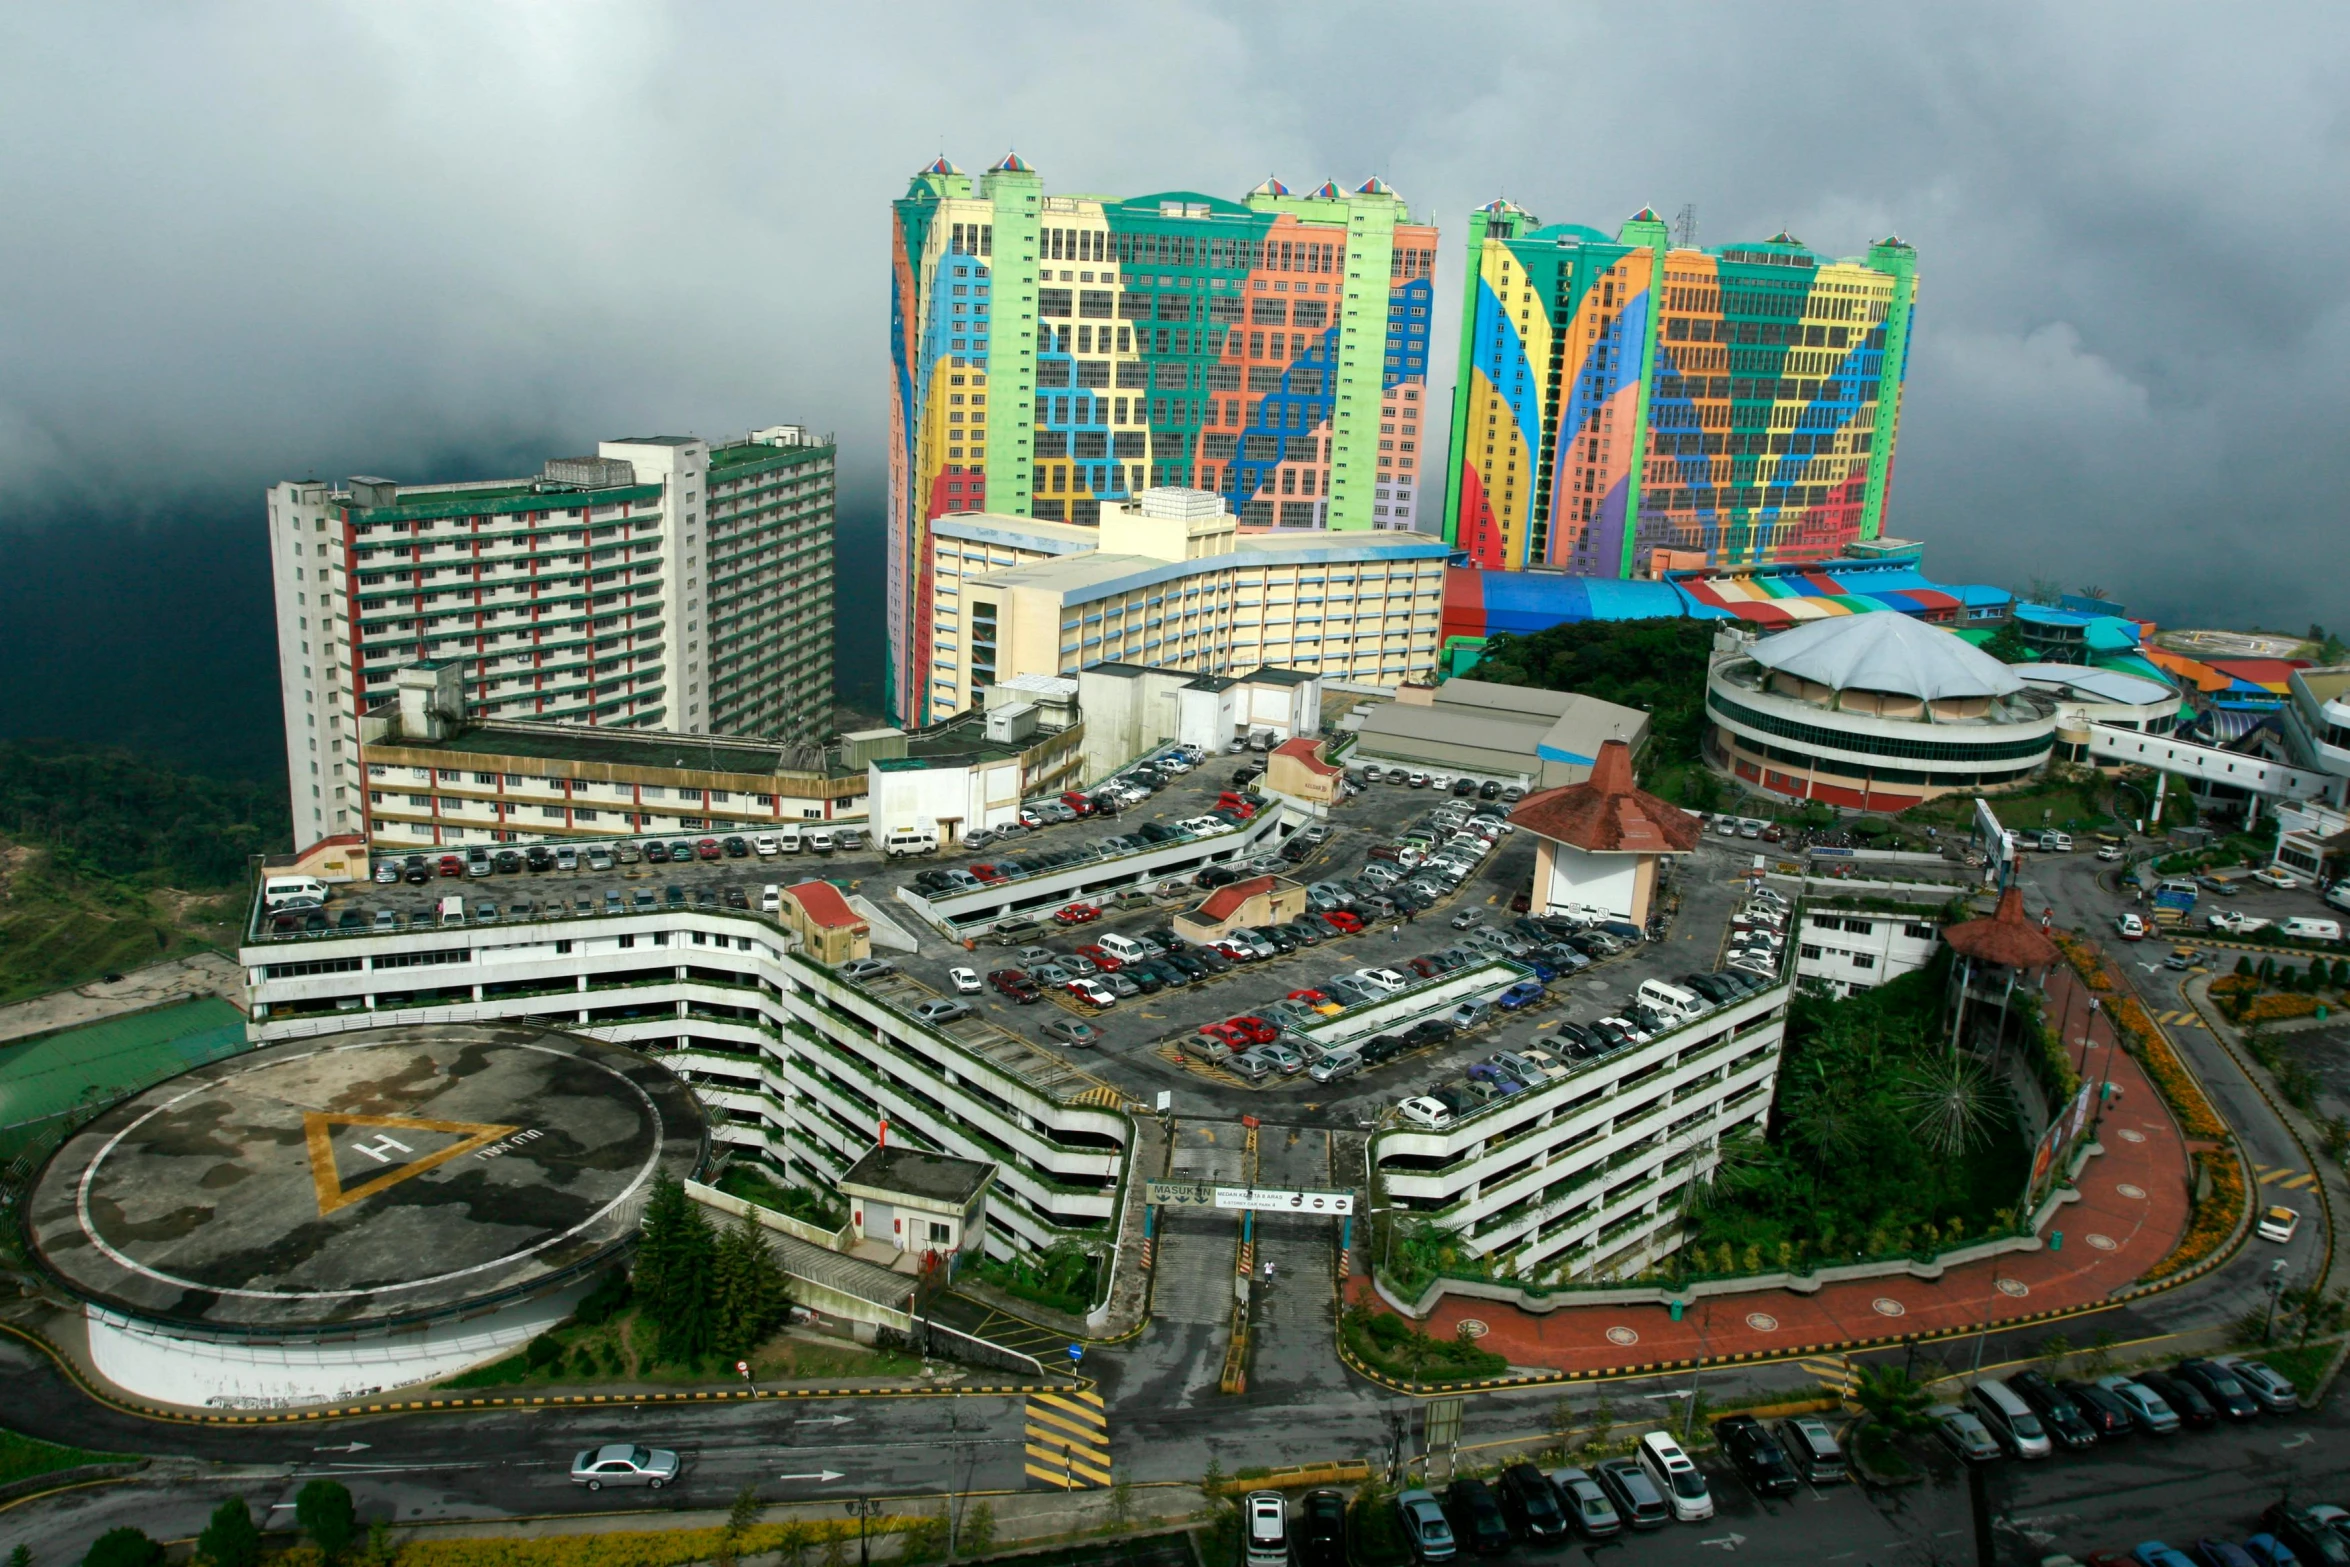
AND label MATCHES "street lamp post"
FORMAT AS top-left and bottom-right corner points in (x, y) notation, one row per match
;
(843, 1498), (884, 1567)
